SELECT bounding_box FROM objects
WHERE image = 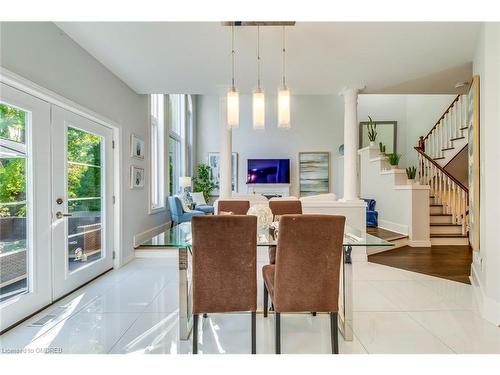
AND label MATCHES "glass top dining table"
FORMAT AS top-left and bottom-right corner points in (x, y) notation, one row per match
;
(141, 221), (392, 249)
(138, 221), (394, 343)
